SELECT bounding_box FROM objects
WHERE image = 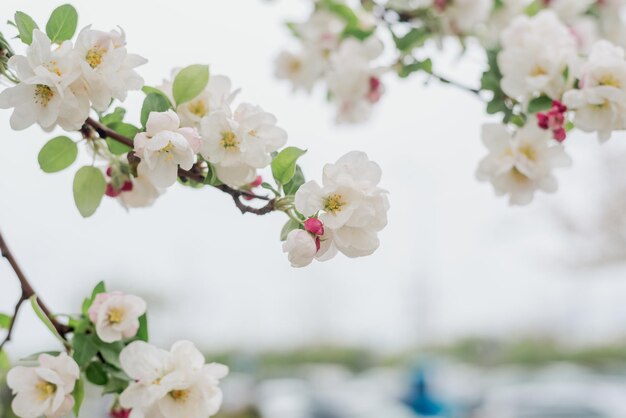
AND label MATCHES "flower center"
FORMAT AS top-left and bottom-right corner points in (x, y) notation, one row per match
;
(86, 46), (106, 68)
(599, 74), (621, 88)
(518, 145), (537, 161)
(45, 60), (62, 76)
(35, 381), (56, 401)
(510, 167), (529, 183)
(530, 65), (547, 77)
(289, 58), (302, 73)
(169, 389), (190, 402)
(220, 131), (239, 150)
(323, 193), (346, 214)
(107, 307), (125, 324)
(187, 100), (208, 117)
(34, 84), (54, 106)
